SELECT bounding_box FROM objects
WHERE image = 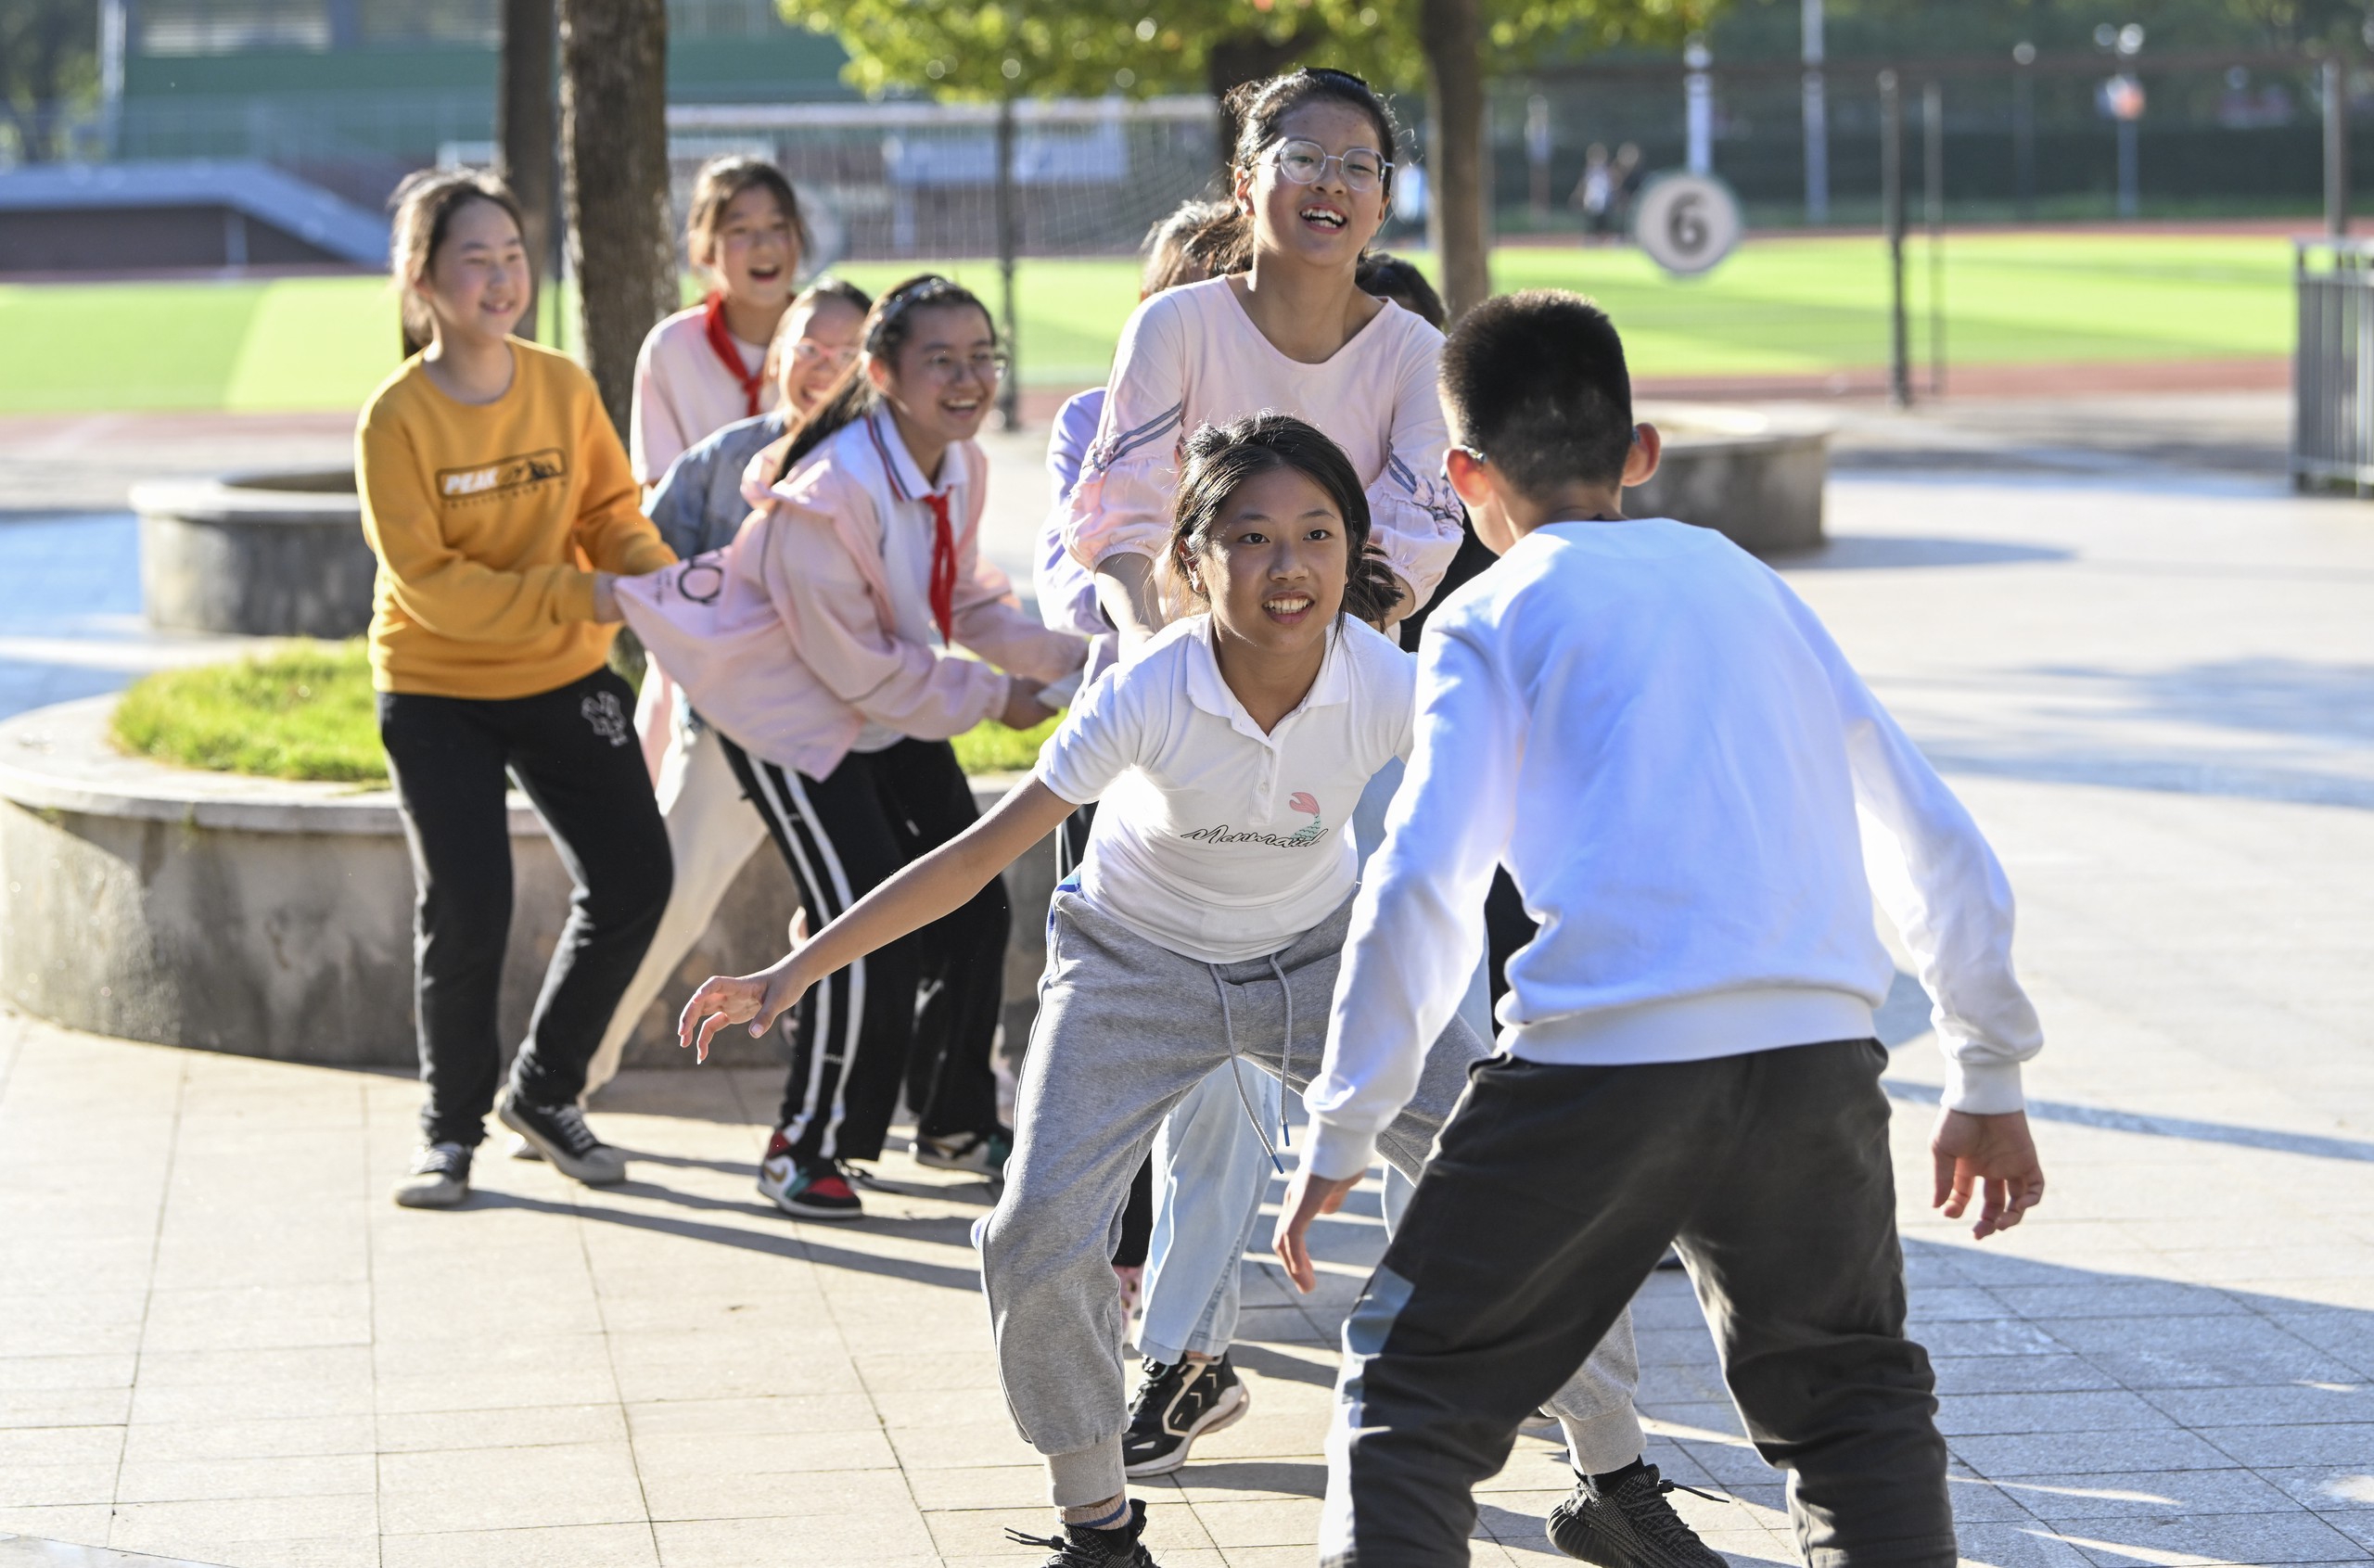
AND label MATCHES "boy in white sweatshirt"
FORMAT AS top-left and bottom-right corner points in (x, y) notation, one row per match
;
(1273, 289), (2049, 1568)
